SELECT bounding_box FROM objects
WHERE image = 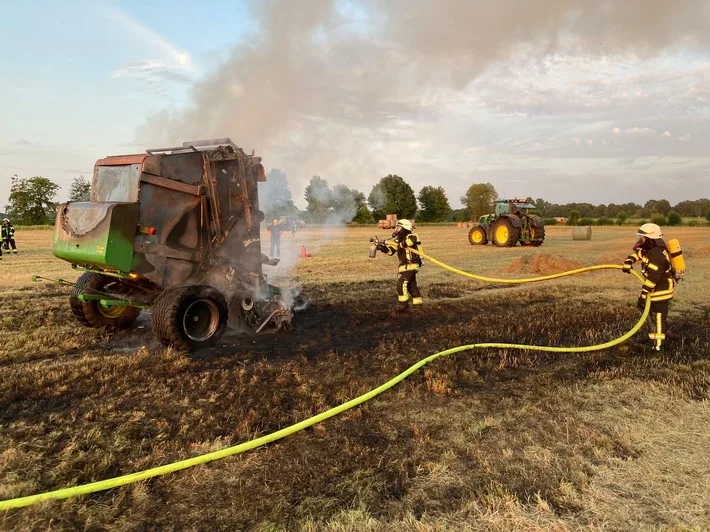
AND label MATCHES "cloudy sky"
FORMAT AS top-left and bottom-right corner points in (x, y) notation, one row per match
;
(1, 0), (708, 210)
